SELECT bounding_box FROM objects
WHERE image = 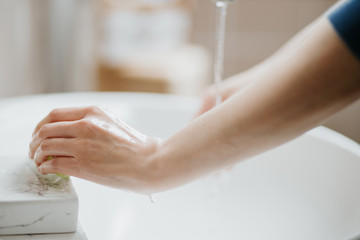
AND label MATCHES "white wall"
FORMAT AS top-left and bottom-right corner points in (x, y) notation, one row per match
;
(0, 0), (48, 97)
(48, 0), (96, 92)
(0, 0), (96, 98)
